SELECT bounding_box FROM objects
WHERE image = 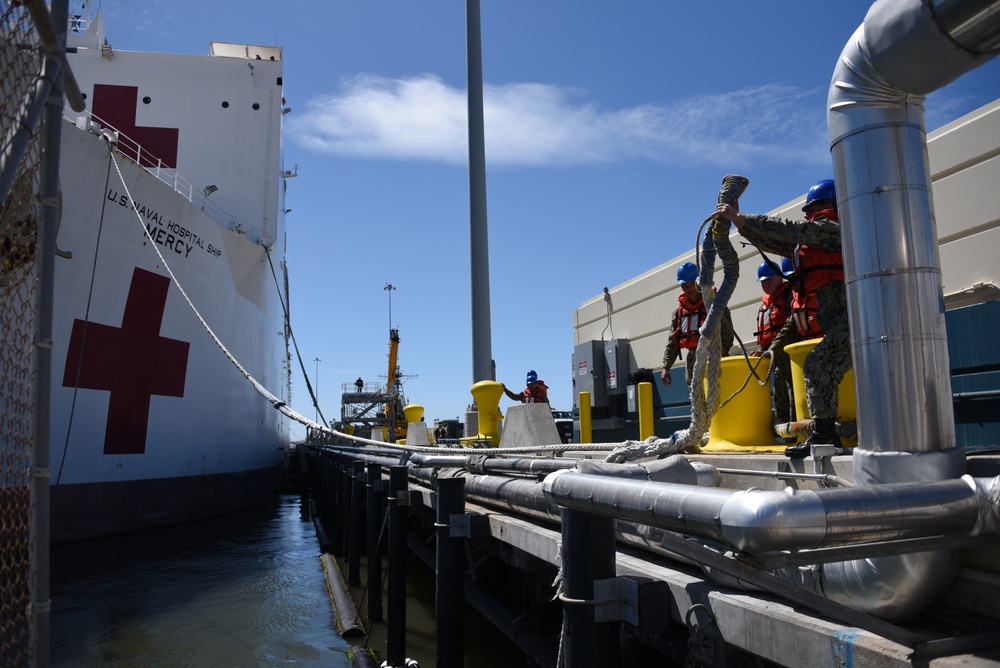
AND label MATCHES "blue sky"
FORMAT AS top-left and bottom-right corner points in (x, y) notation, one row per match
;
(94, 1), (999, 438)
